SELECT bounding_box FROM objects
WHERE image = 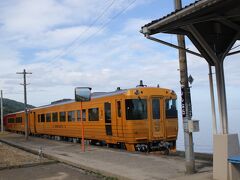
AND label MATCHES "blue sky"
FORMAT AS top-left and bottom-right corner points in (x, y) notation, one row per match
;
(0, 0), (239, 152)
